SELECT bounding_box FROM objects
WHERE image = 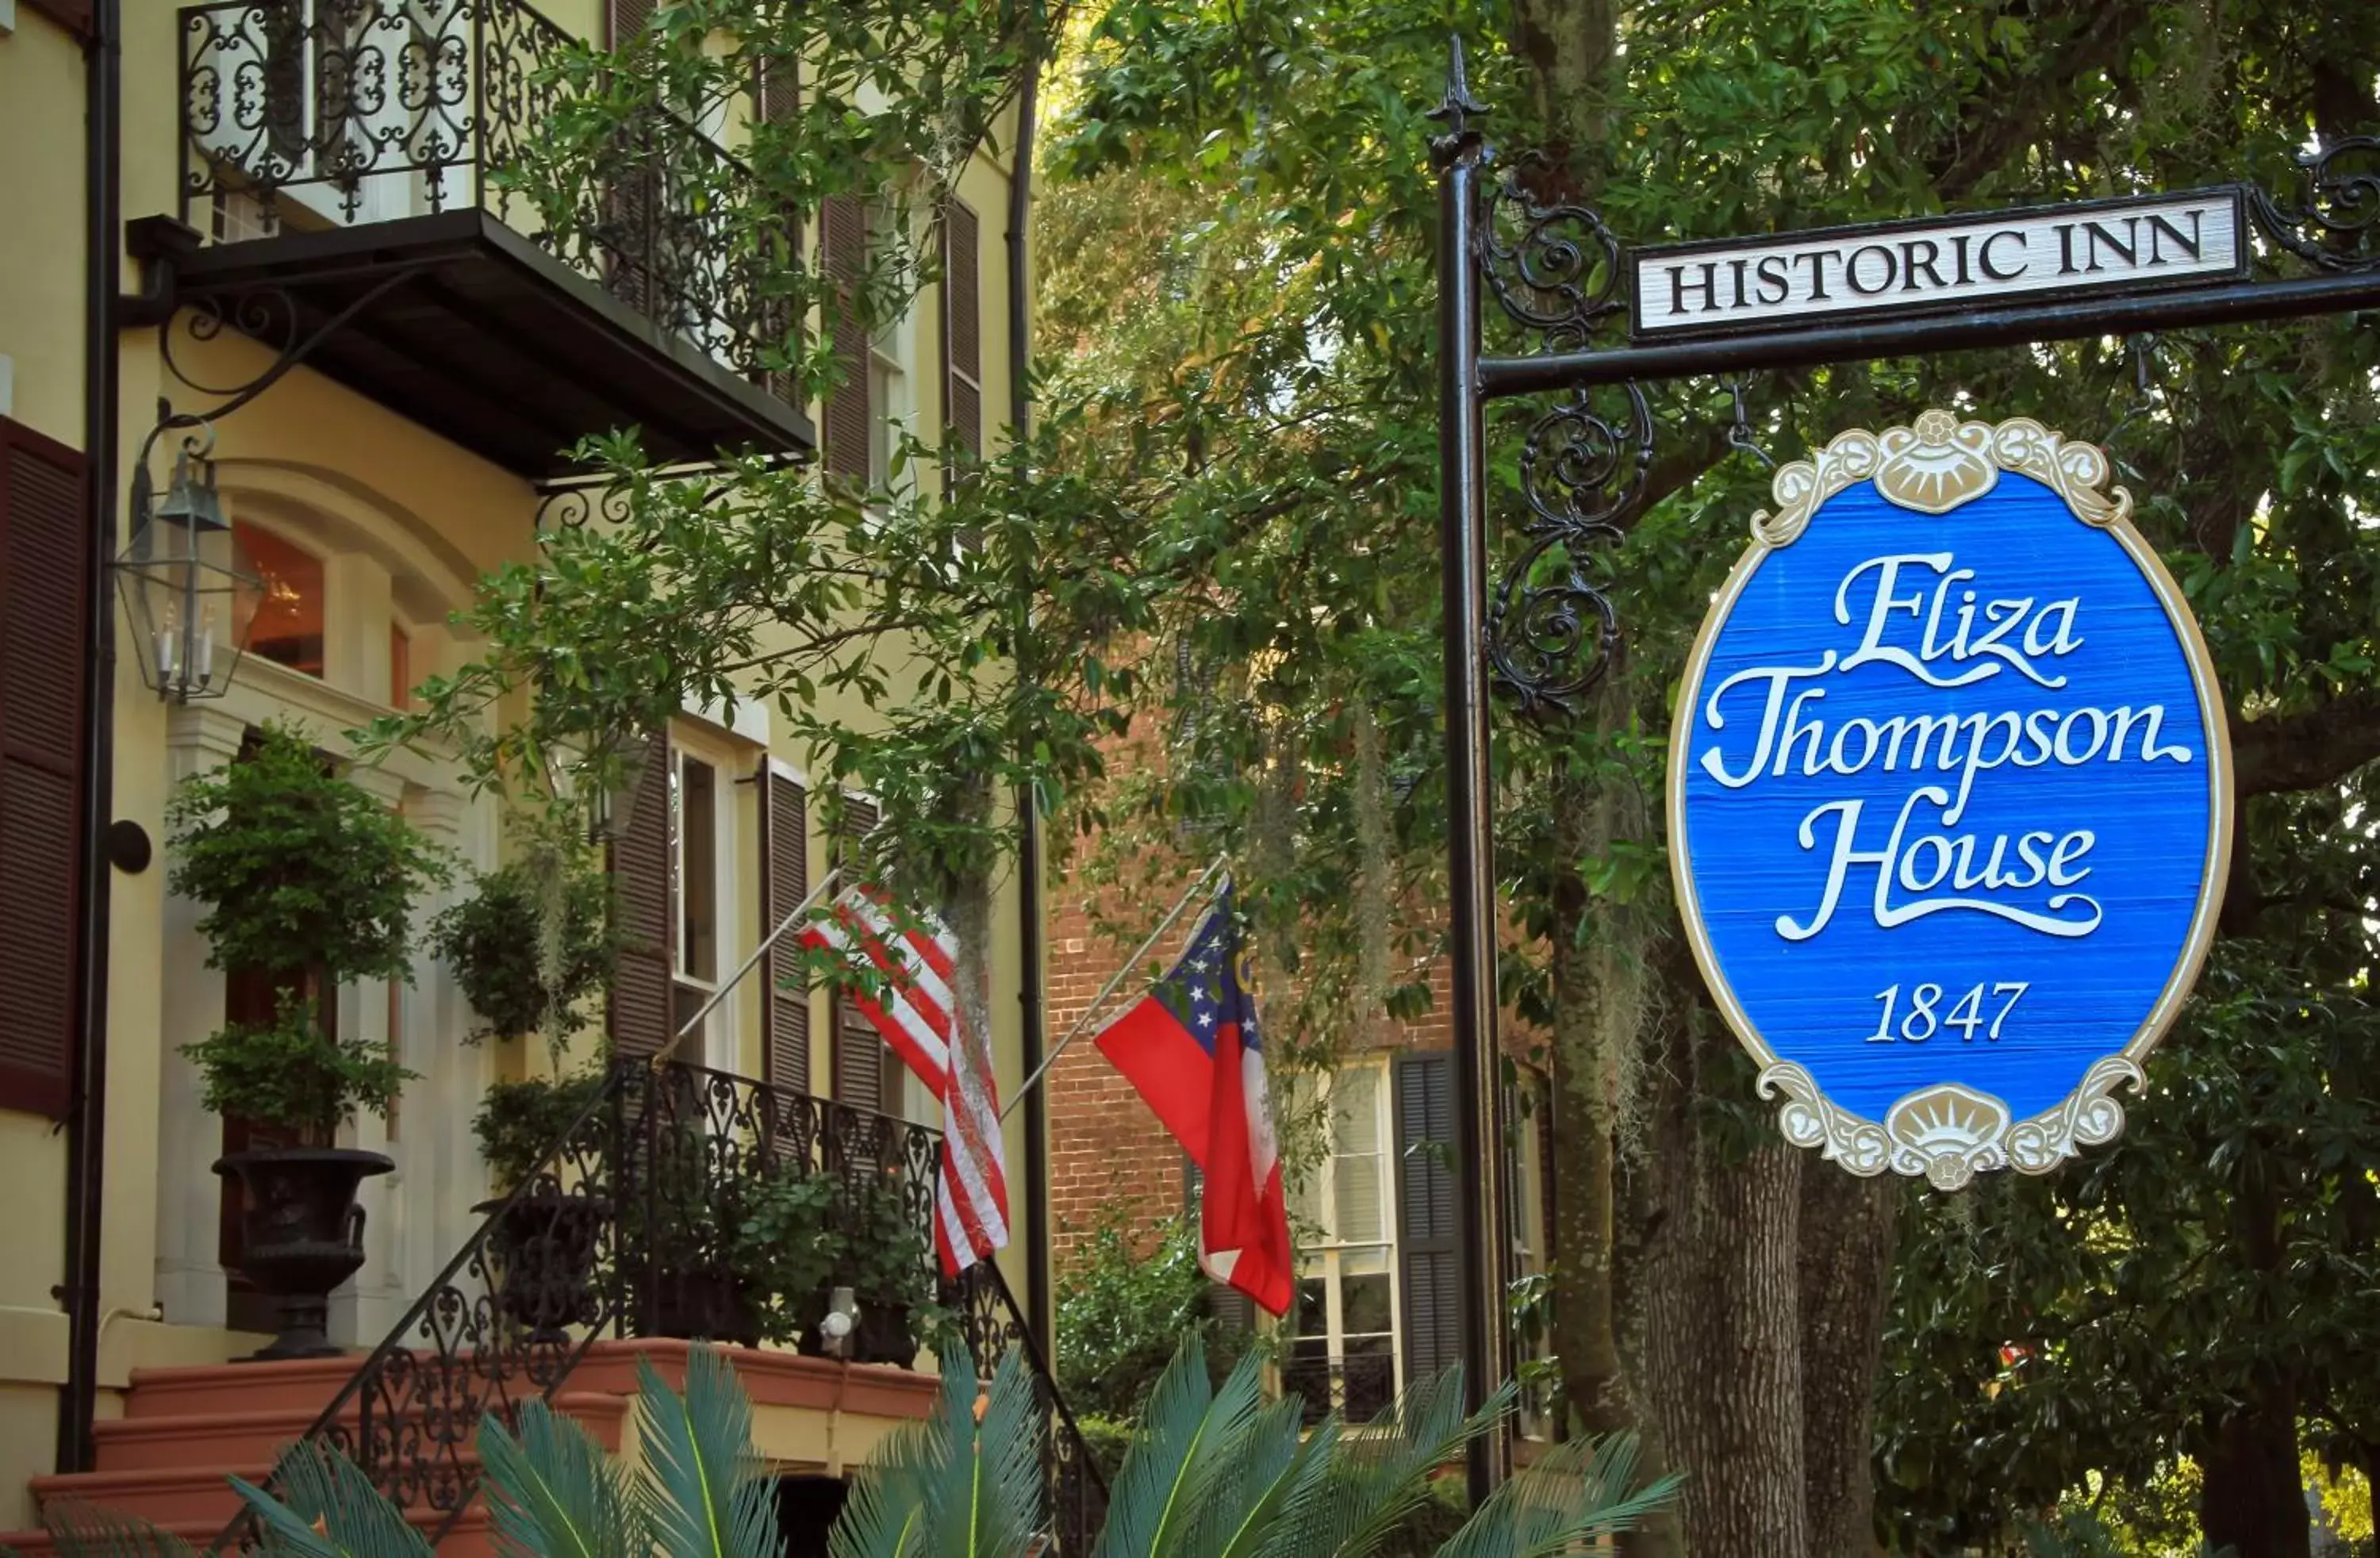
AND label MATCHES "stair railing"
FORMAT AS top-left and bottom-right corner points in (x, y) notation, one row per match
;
(209, 1057), (641, 1552)
(208, 1057), (1110, 1555)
